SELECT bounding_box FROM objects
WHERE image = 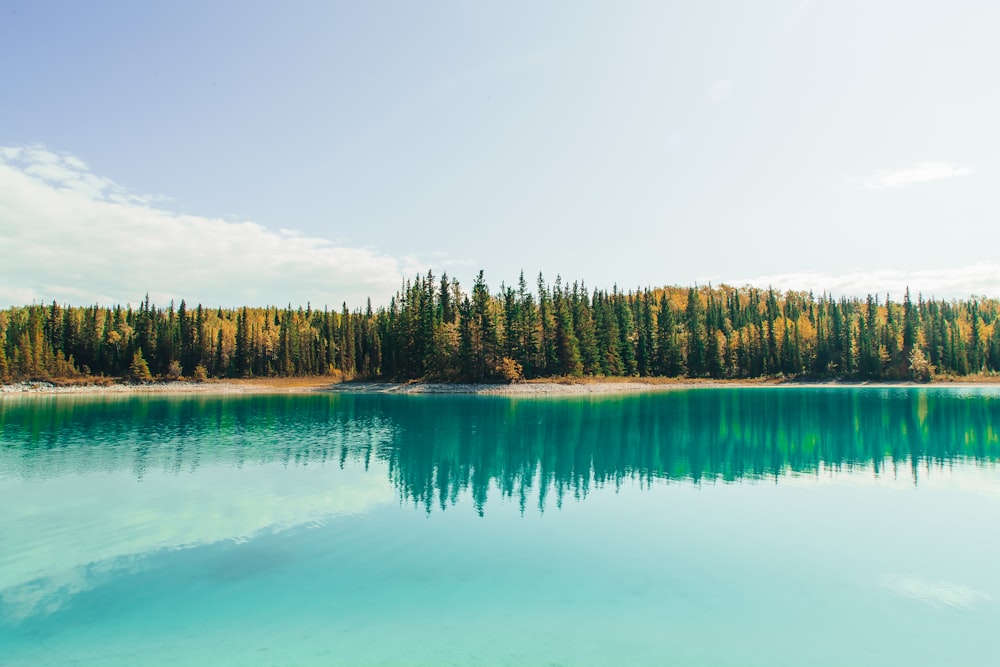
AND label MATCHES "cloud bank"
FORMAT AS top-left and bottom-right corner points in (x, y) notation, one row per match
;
(732, 264), (1000, 300)
(0, 146), (419, 307)
(863, 161), (972, 190)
